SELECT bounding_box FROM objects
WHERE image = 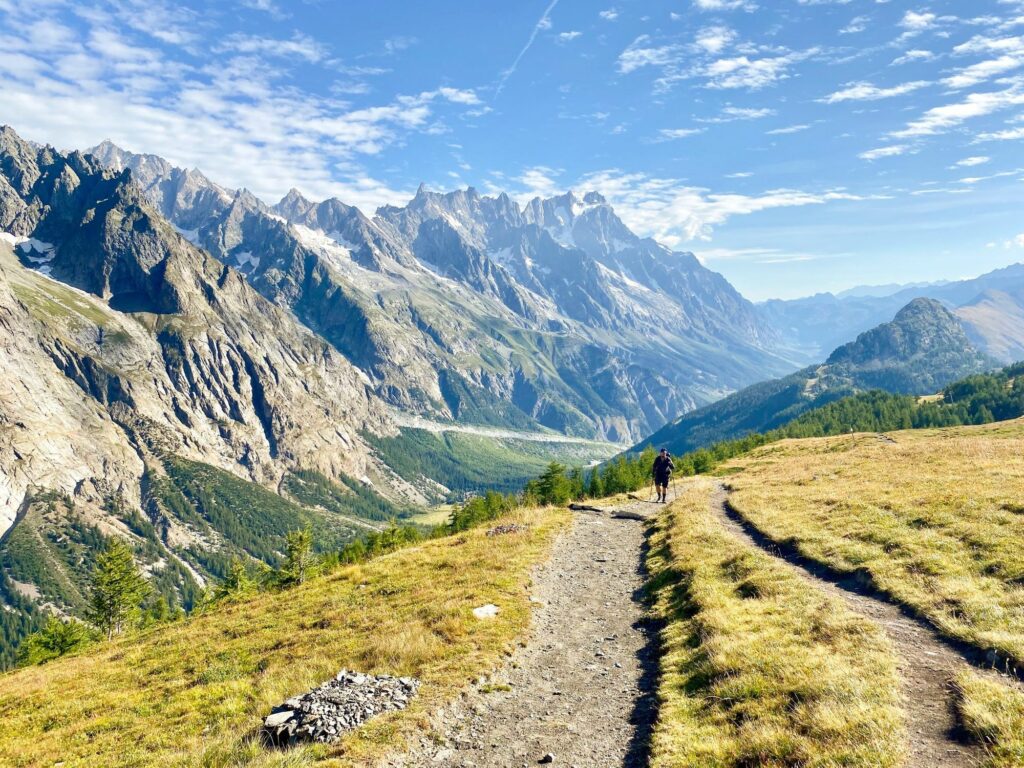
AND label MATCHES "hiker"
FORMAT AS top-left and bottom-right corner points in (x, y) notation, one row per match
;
(652, 448), (675, 503)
